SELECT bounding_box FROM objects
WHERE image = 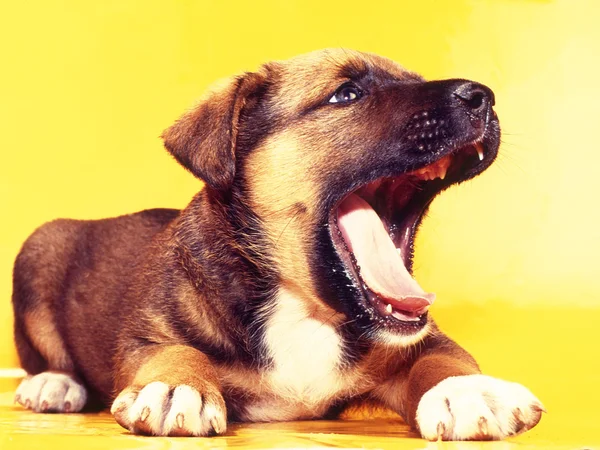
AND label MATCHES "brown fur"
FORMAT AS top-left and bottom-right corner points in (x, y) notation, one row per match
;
(13, 49), (496, 436)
